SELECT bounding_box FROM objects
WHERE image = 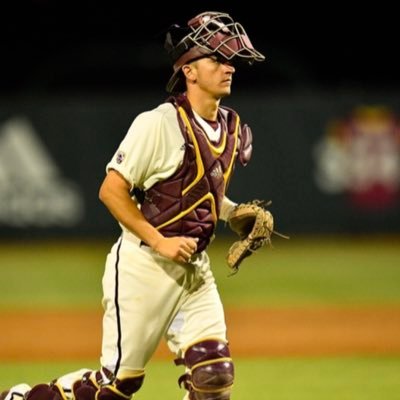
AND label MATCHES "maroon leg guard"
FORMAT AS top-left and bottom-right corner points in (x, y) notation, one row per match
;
(97, 373), (145, 400)
(26, 384), (62, 400)
(72, 371), (99, 400)
(177, 339), (234, 400)
(73, 368), (144, 400)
